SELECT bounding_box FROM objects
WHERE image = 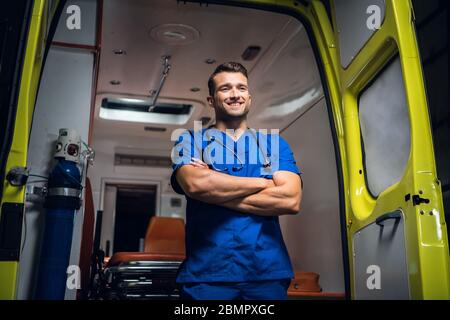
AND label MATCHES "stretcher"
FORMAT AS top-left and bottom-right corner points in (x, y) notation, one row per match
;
(98, 217), (185, 300)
